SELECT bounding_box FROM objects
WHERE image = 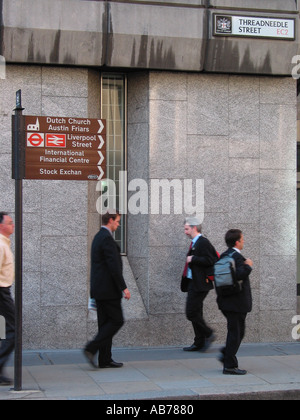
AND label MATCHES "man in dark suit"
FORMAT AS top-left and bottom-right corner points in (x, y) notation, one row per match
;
(182, 218), (218, 352)
(84, 210), (131, 369)
(217, 229), (253, 375)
